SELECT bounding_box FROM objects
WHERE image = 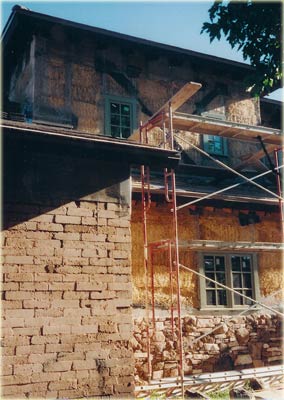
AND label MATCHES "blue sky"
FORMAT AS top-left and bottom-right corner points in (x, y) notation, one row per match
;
(1, 1), (282, 101)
